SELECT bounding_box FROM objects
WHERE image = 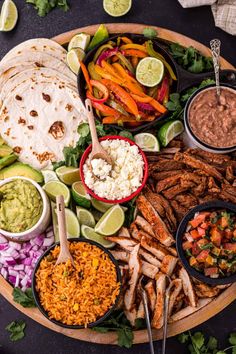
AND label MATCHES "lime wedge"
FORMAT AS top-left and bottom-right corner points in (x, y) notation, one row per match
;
(103, 0), (132, 17)
(76, 207), (95, 227)
(56, 166), (81, 185)
(134, 133), (160, 152)
(68, 33), (91, 51)
(72, 181), (91, 208)
(136, 57), (164, 87)
(52, 203), (80, 242)
(95, 205), (125, 236)
(43, 181), (70, 206)
(87, 24), (109, 51)
(157, 120), (184, 147)
(67, 48), (85, 75)
(91, 198), (114, 213)
(42, 170), (59, 184)
(81, 225), (115, 248)
(0, 0), (18, 32)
